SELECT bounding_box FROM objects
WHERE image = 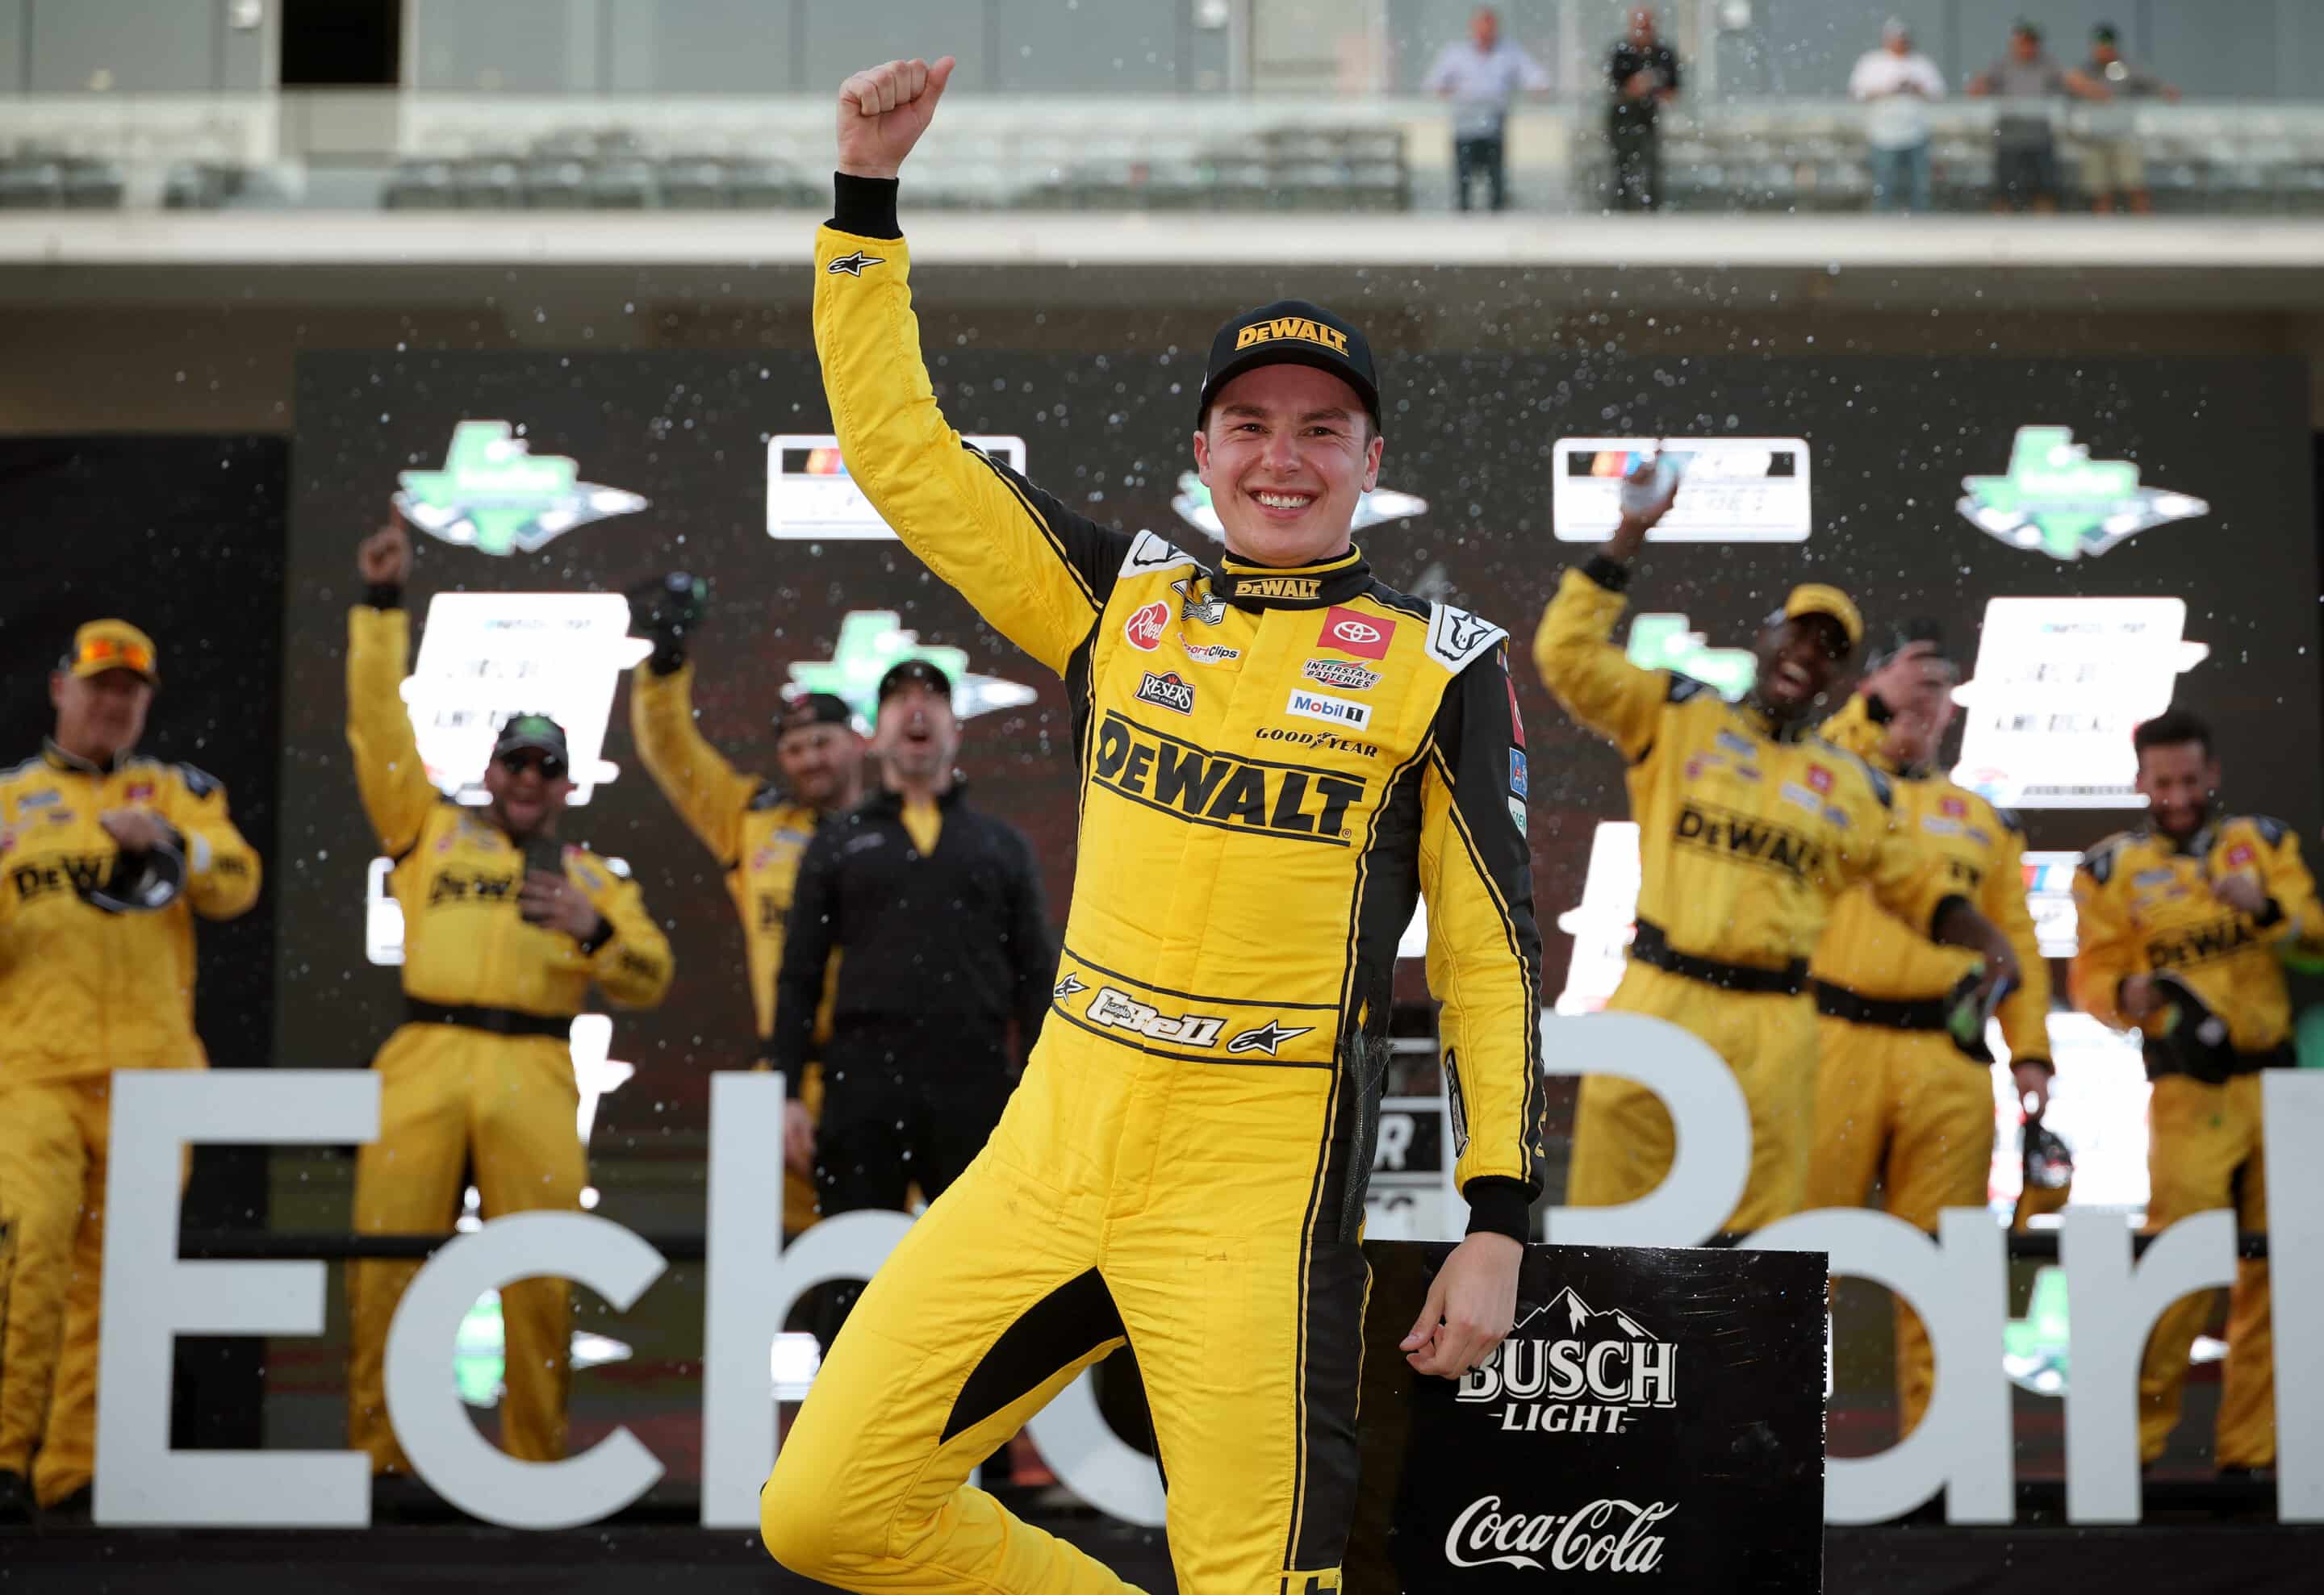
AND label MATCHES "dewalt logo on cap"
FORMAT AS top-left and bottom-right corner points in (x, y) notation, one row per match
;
(1235, 317), (1348, 356)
